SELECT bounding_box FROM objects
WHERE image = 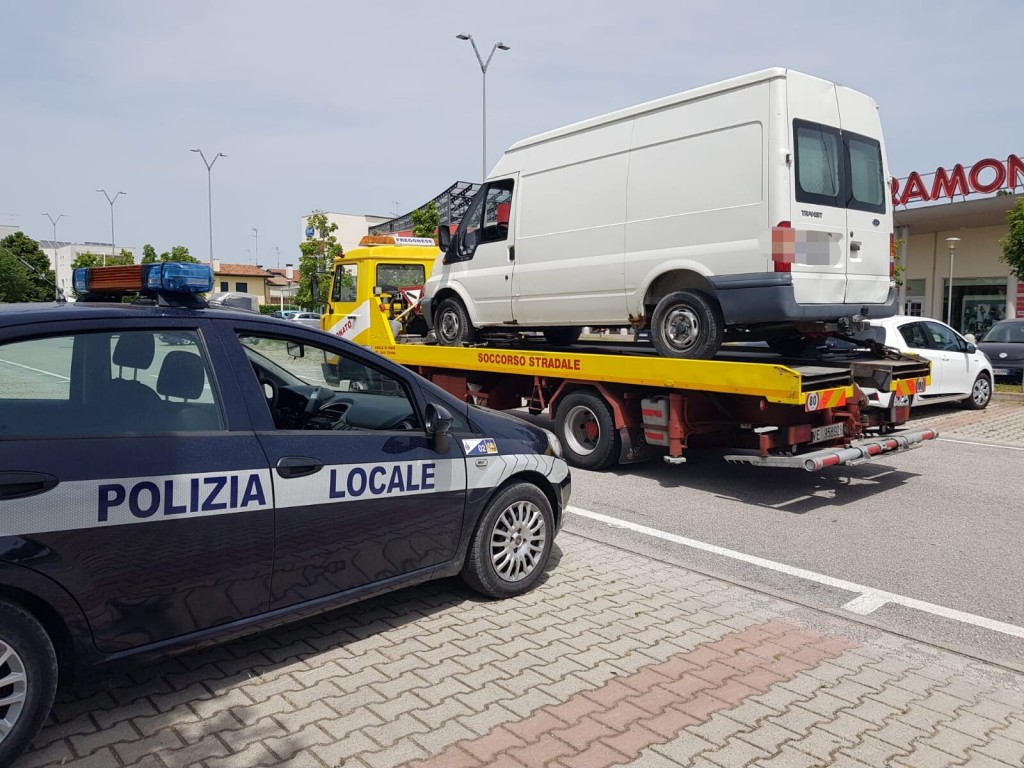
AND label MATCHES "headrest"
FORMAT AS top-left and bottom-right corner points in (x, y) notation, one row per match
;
(112, 333), (155, 370)
(157, 351), (206, 401)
